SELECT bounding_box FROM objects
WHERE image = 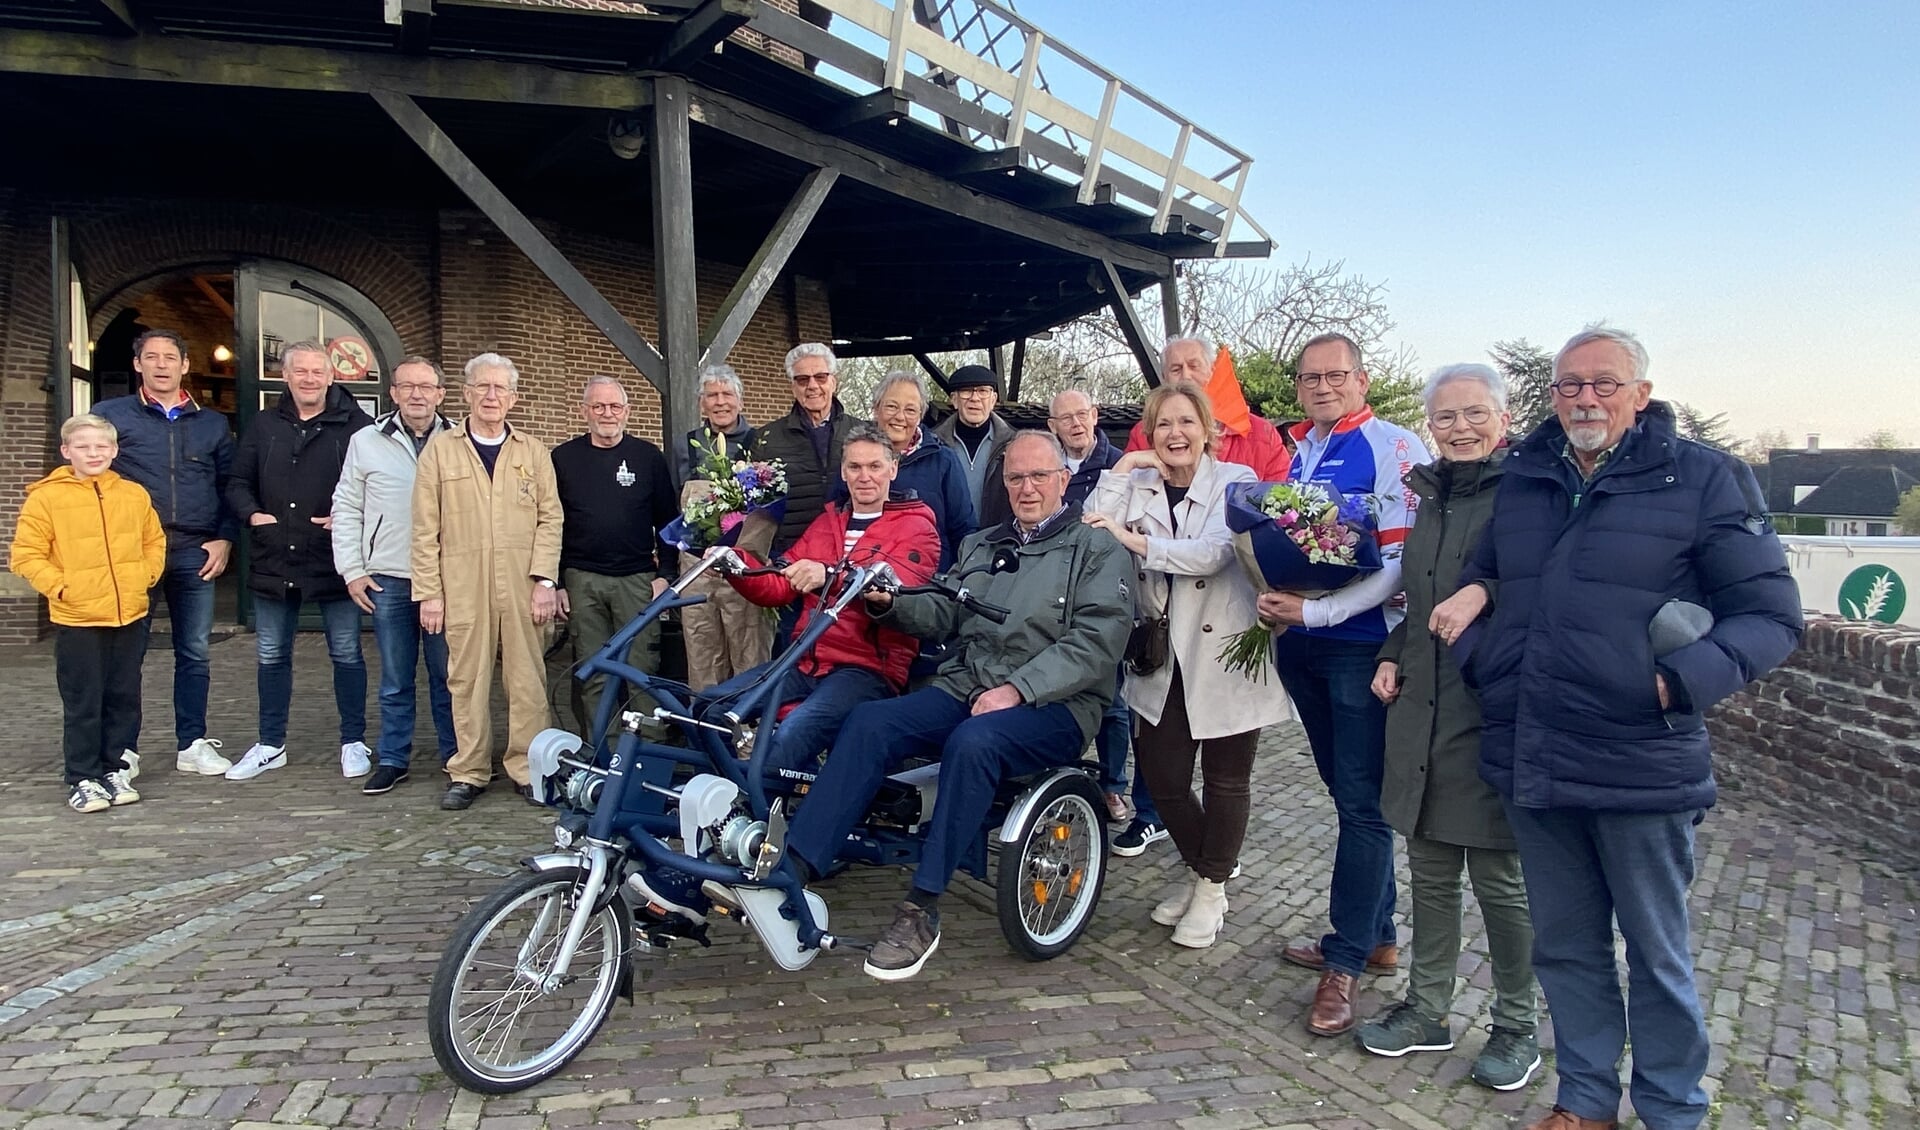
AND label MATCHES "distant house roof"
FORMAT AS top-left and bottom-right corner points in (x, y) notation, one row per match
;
(1763, 448), (1920, 515)
(1790, 465), (1920, 520)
